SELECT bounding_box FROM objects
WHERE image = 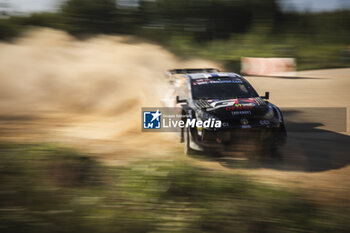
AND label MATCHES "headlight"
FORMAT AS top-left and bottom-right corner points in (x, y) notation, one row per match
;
(264, 108), (275, 120)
